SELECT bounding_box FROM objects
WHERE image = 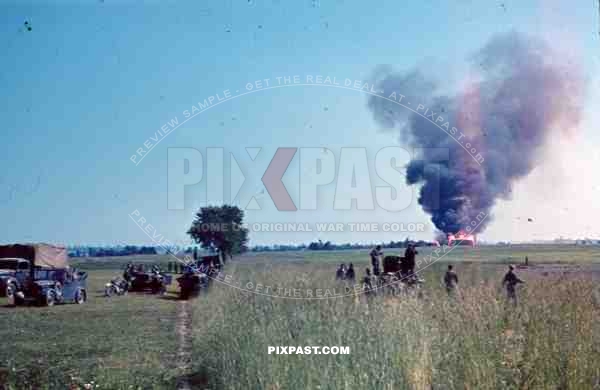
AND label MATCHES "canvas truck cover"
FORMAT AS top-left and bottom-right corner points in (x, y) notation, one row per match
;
(0, 244), (68, 269)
